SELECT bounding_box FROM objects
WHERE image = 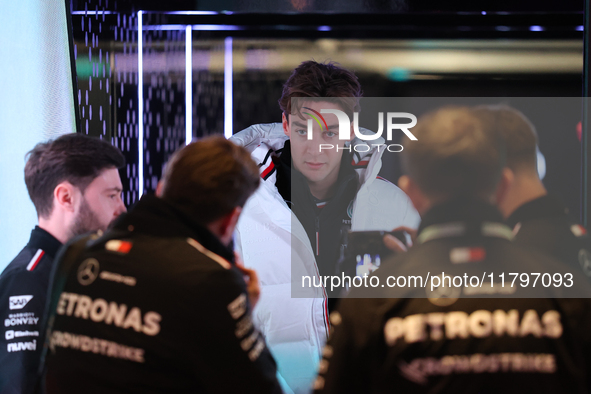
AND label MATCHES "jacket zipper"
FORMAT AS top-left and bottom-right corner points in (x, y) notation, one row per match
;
(314, 215), (330, 336)
(315, 216), (320, 256)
